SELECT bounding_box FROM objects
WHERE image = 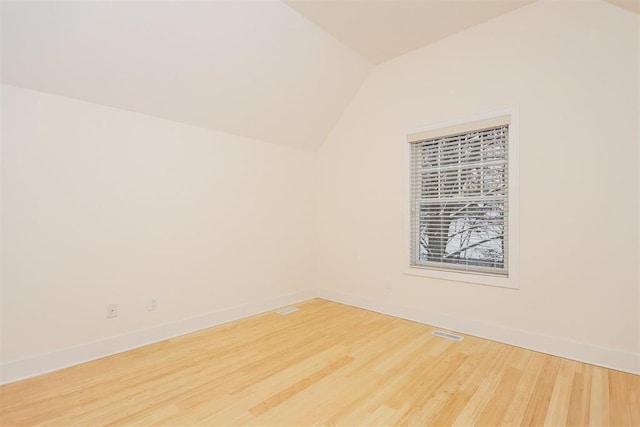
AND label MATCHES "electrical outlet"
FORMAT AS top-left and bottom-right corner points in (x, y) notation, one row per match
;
(385, 280), (393, 290)
(147, 298), (158, 311)
(107, 304), (118, 319)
